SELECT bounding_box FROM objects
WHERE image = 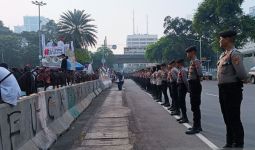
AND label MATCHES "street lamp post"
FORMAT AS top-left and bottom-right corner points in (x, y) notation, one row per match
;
(32, 1), (46, 65)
